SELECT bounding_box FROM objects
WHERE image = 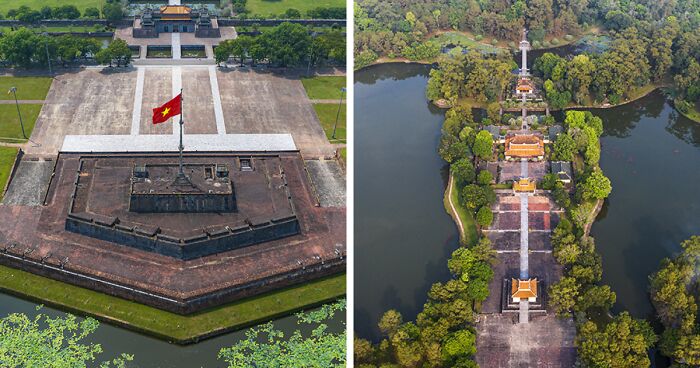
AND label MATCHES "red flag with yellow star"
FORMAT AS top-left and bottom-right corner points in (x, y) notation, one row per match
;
(152, 94), (181, 124)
